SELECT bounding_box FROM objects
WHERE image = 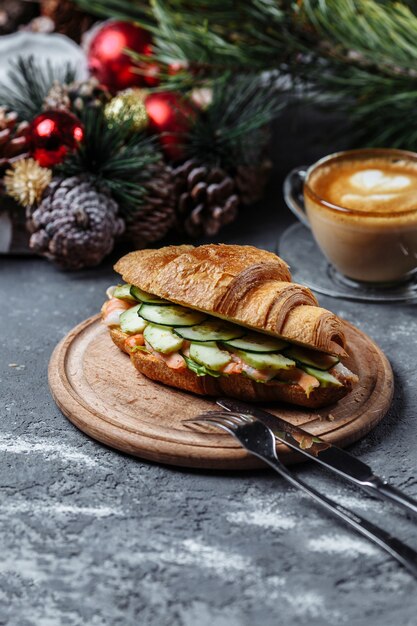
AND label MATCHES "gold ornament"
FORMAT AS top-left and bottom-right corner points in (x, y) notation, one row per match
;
(104, 88), (149, 132)
(4, 158), (52, 207)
